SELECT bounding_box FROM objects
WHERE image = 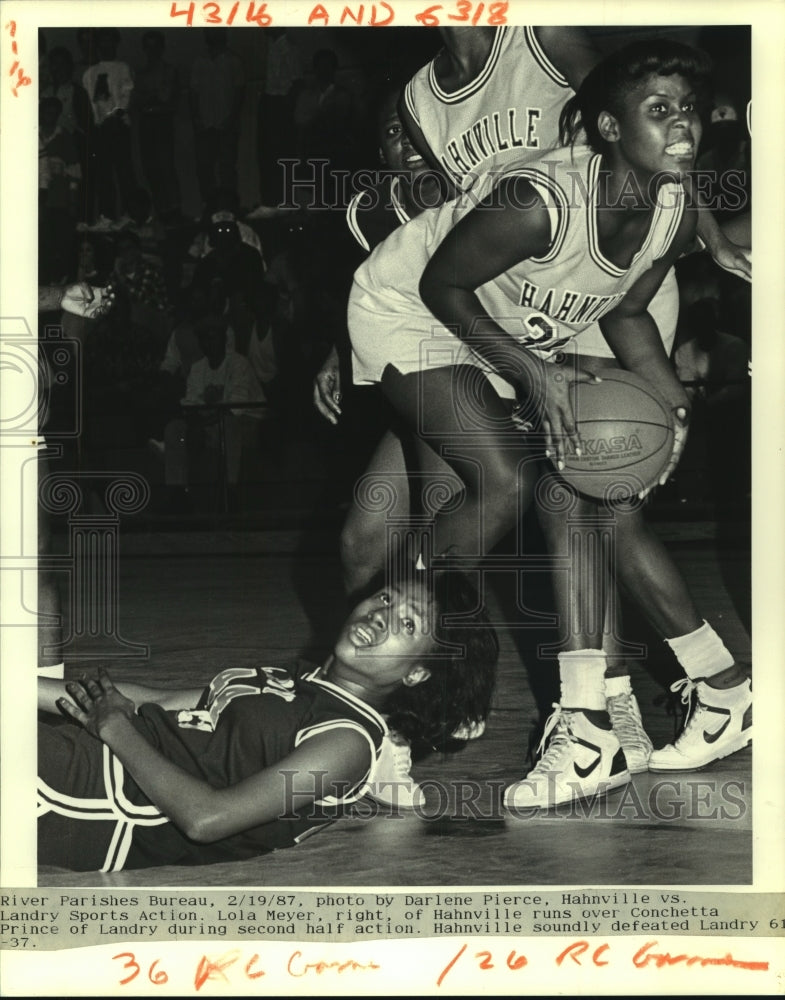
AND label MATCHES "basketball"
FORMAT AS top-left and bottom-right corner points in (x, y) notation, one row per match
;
(554, 369), (675, 500)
